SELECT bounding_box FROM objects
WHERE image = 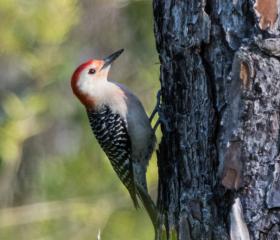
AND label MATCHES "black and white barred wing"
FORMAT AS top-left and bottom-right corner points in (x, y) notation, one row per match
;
(87, 106), (139, 207)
